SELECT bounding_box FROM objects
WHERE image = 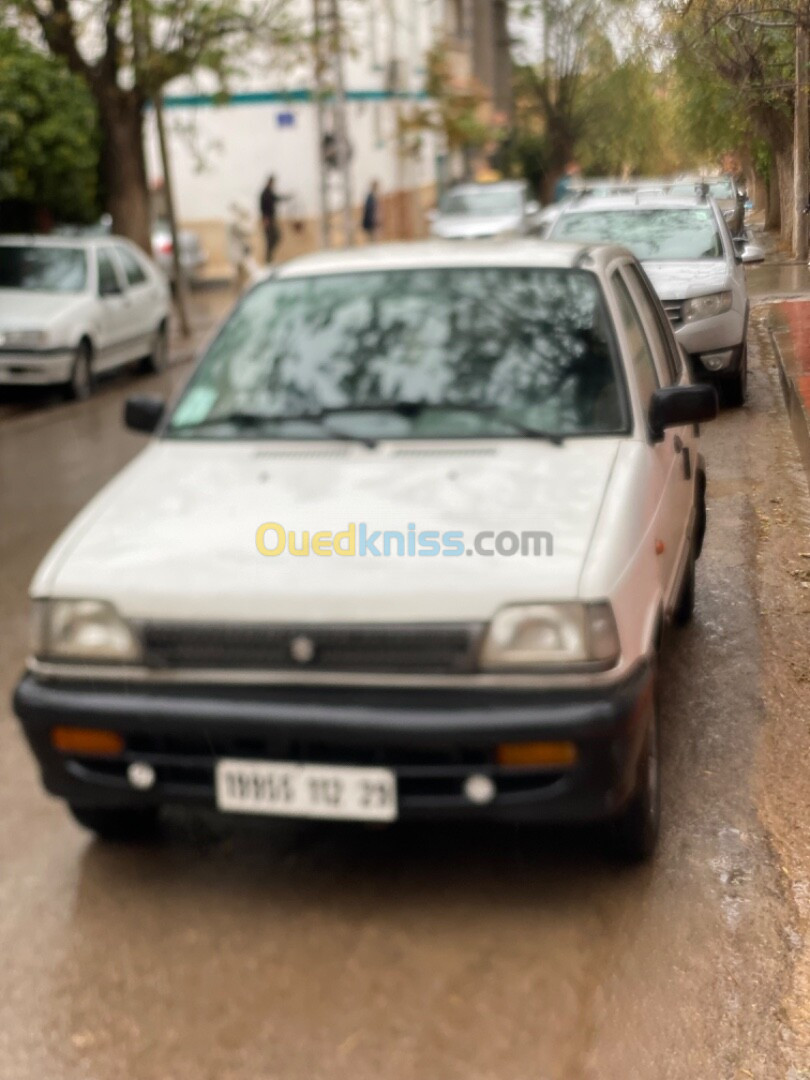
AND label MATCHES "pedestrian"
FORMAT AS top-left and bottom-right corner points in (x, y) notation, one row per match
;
(259, 175), (289, 264)
(553, 160), (581, 203)
(361, 180), (381, 242)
